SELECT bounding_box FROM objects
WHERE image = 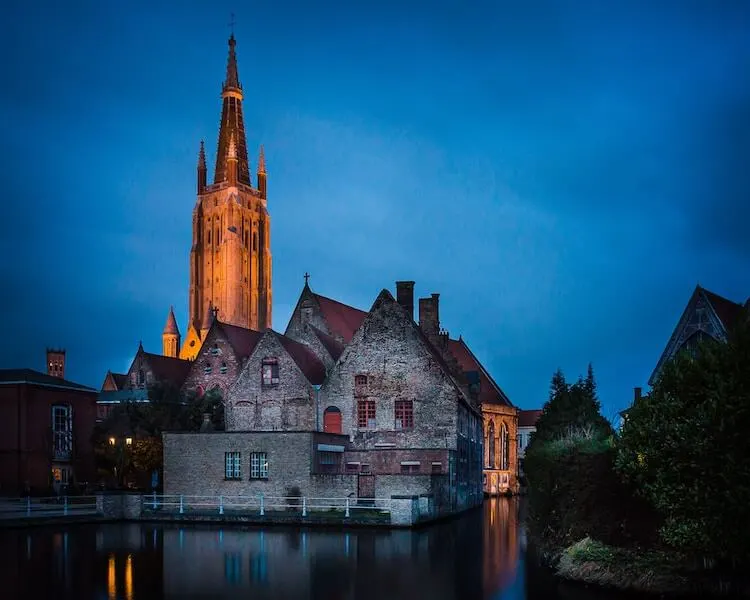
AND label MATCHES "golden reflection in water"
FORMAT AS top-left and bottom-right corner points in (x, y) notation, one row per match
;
(125, 554), (134, 600)
(107, 554), (116, 600)
(483, 497), (519, 598)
